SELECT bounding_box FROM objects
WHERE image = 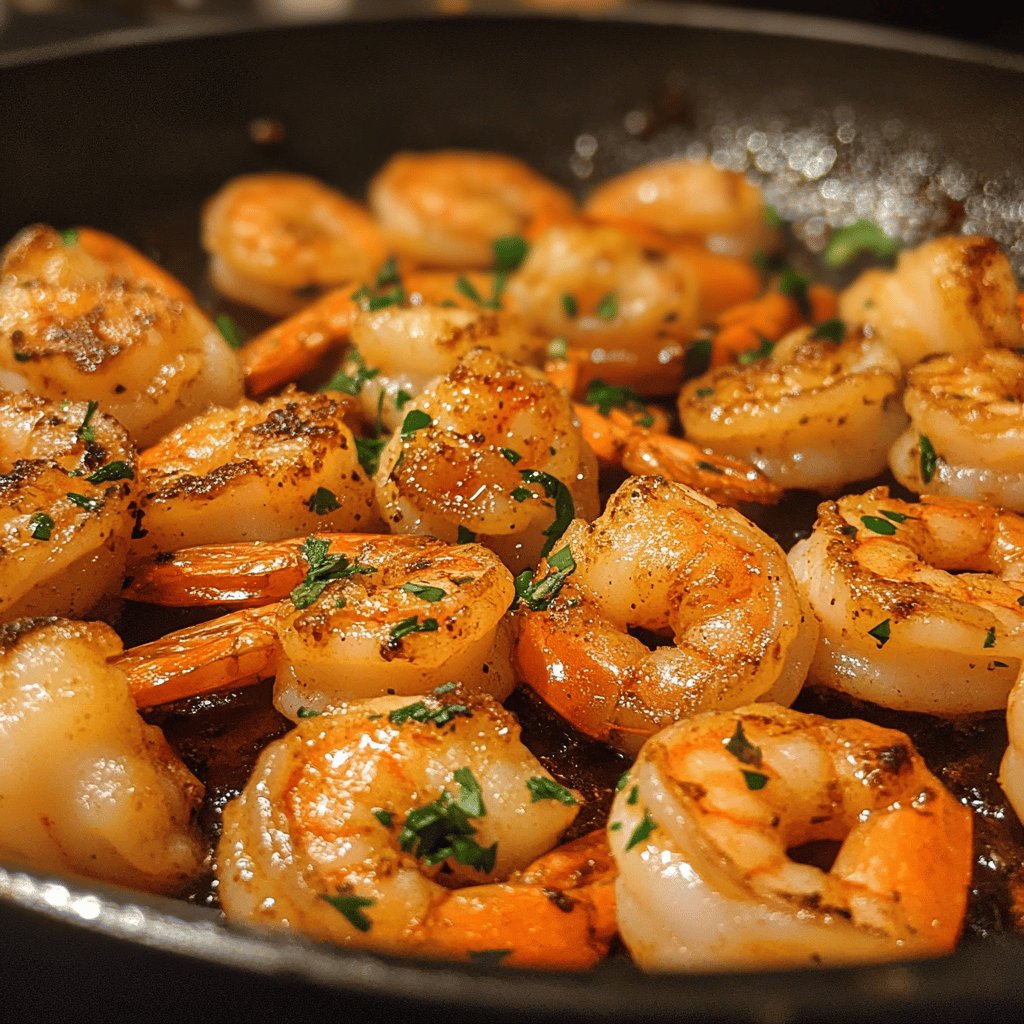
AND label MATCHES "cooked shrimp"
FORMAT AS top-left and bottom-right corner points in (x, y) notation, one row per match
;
(839, 235), (1023, 368)
(678, 327), (906, 493)
(788, 487), (1024, 714)
(368, 150), (576, 269)
(999, 665), (1024, 825)
(202, 173), (388, 317)
(0, 391), (137, 622)
(217, 691), (616, 968)
(132, 386), (382, 558)
(0, 618), (205, 894)
(505, 222), (699, 395)
(0, 225), (243, 447)
(73, 226), (195, 304)
(584, 158), (781, 259)
(612, 704), (972, 970)
(889, 348), (1024, 509)
(374, 346), (599, 575)
(515, 476), (818, 755)
(117, 534), (517, 717)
